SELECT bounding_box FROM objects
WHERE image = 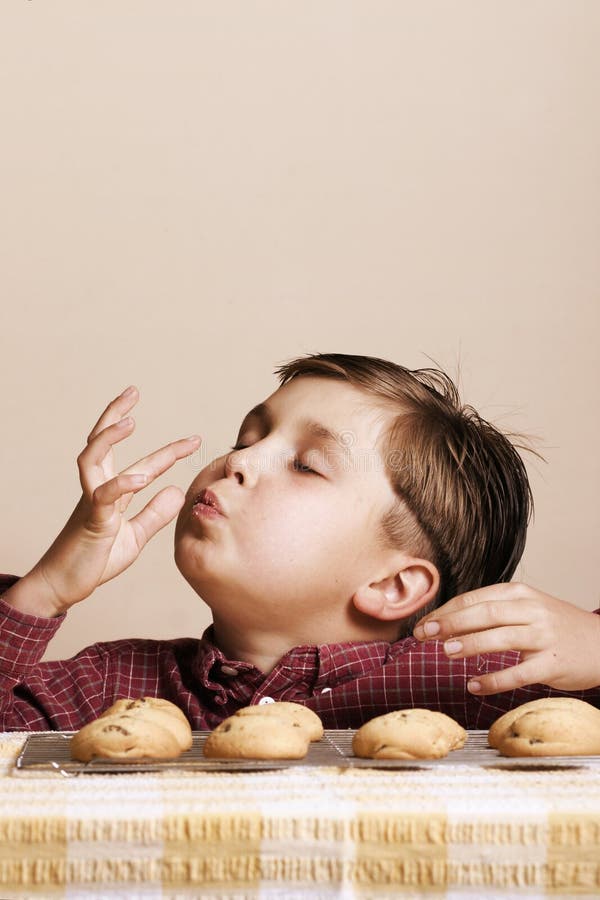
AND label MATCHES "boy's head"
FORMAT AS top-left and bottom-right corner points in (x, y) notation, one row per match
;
(174, 353), (531, 647)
